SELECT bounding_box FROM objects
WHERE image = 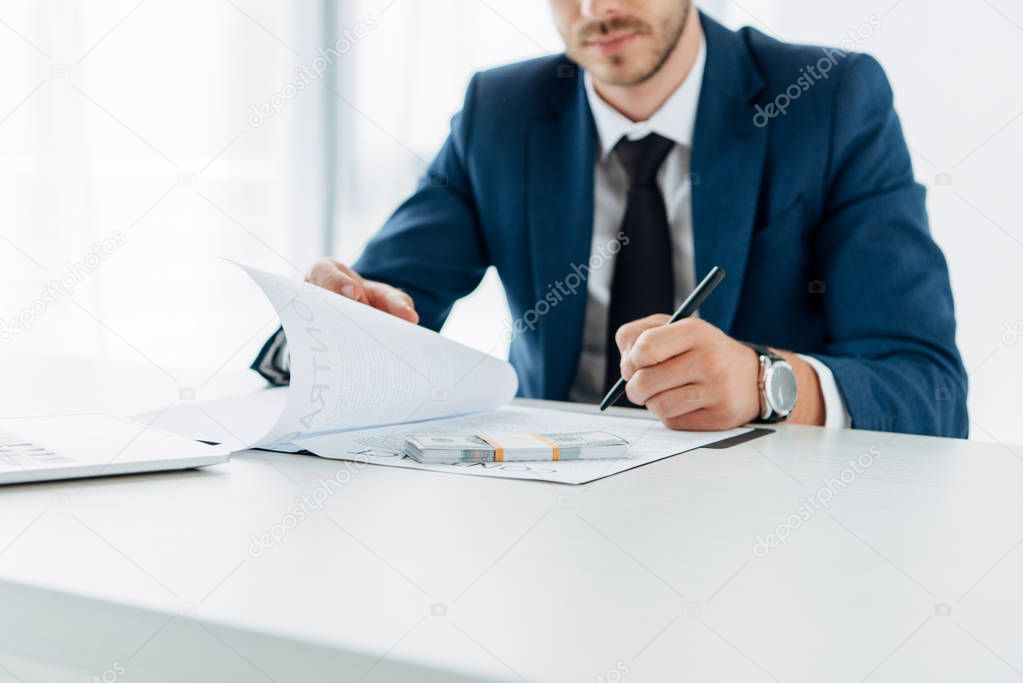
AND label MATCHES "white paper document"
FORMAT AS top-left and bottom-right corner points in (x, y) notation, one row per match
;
(143, 386), (292, 452)
(293, 404), (749, 484)
(235, 264), (519, 448)
(146, 265), (751, 484)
